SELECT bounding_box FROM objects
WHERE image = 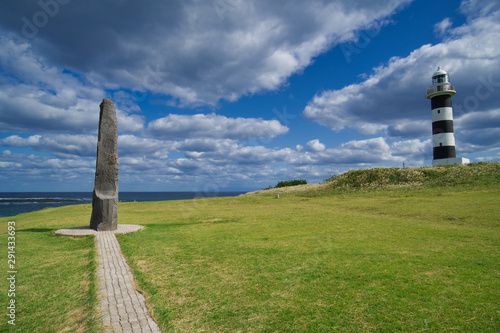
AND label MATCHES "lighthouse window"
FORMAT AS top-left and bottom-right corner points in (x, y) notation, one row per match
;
(438, 110), (441, 113)
(440, 143), (443, 146)
(433, 75), (447, 84)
